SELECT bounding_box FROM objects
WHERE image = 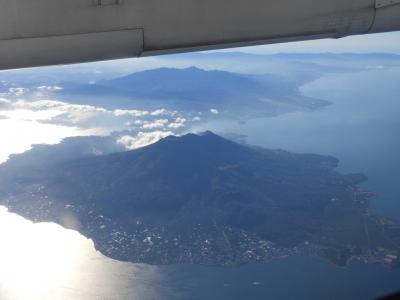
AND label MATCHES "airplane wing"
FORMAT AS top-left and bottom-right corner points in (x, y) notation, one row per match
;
(0, 0), (399, 70)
